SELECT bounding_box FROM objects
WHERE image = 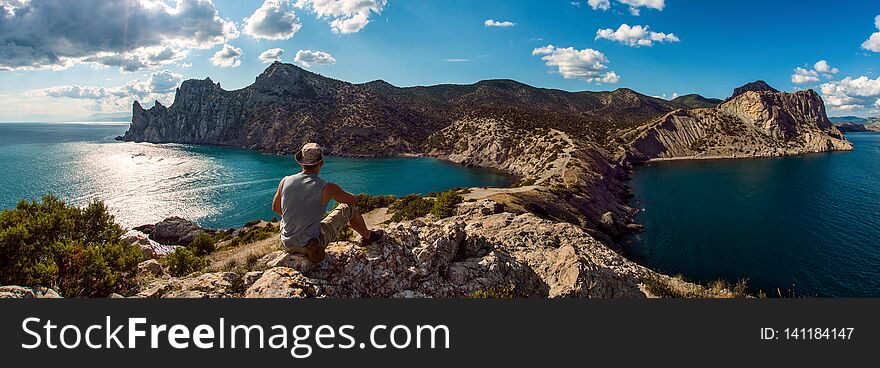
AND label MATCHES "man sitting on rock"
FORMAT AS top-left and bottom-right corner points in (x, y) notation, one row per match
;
(272, 143), (383, 263)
